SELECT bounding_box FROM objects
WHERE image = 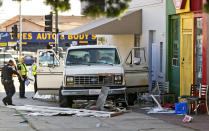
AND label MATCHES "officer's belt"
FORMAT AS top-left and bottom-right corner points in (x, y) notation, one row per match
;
(1, 79), (12, 82)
